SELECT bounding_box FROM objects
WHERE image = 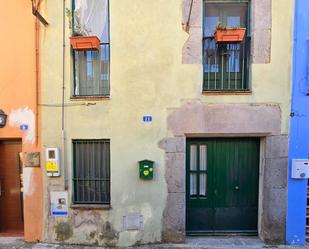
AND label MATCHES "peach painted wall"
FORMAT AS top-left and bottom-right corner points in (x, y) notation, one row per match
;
(0, 1), (43, 242)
